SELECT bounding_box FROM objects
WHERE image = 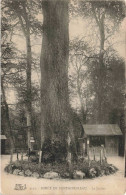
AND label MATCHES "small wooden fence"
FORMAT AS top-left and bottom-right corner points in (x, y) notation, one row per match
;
(88, 145), (107, 164)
